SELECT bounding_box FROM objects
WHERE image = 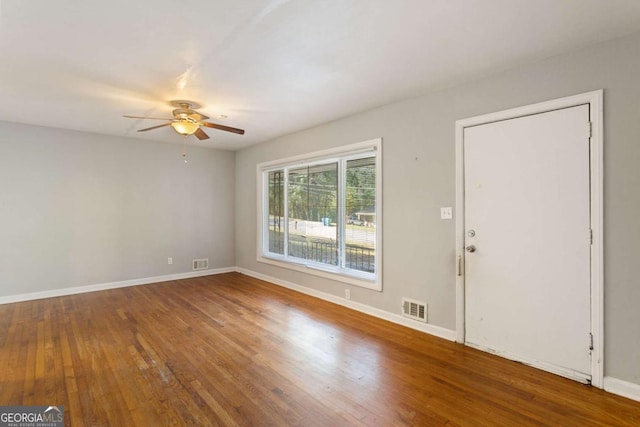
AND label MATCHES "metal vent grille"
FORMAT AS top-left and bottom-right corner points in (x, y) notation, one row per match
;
(402, 298), (427, 322)
(192, 258), (209, 270)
